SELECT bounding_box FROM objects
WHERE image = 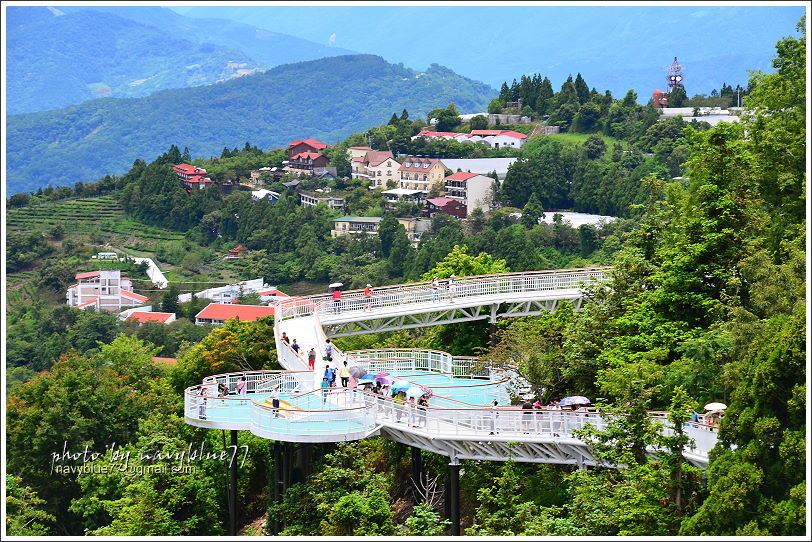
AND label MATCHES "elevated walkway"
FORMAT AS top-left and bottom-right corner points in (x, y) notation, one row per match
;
(184, 268), (719, 468)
